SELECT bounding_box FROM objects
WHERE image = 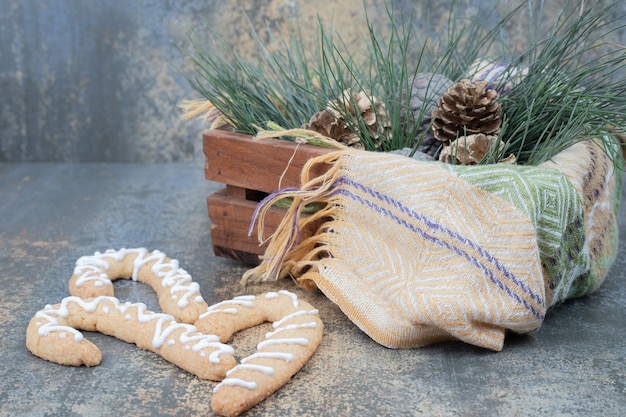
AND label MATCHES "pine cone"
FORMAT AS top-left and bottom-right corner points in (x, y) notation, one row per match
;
(438, 133), (516, 165)
(305, 108), (364, 149)
(304, 90), (390, 150)
(431, 79), (502, 144)
(406, 73), (453, 157)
